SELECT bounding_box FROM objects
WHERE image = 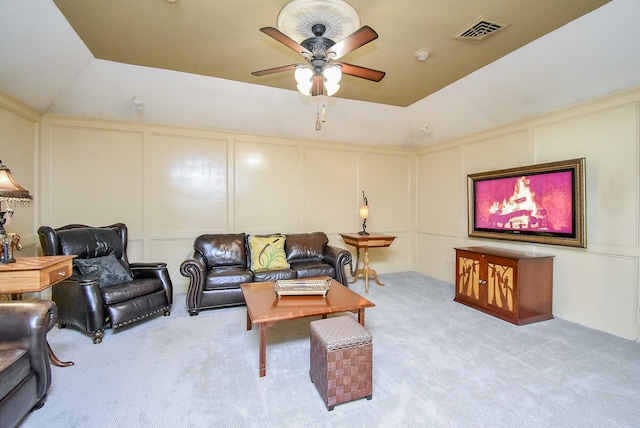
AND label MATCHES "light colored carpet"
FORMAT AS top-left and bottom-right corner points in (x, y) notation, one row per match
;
(21, 272), (640, 427)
